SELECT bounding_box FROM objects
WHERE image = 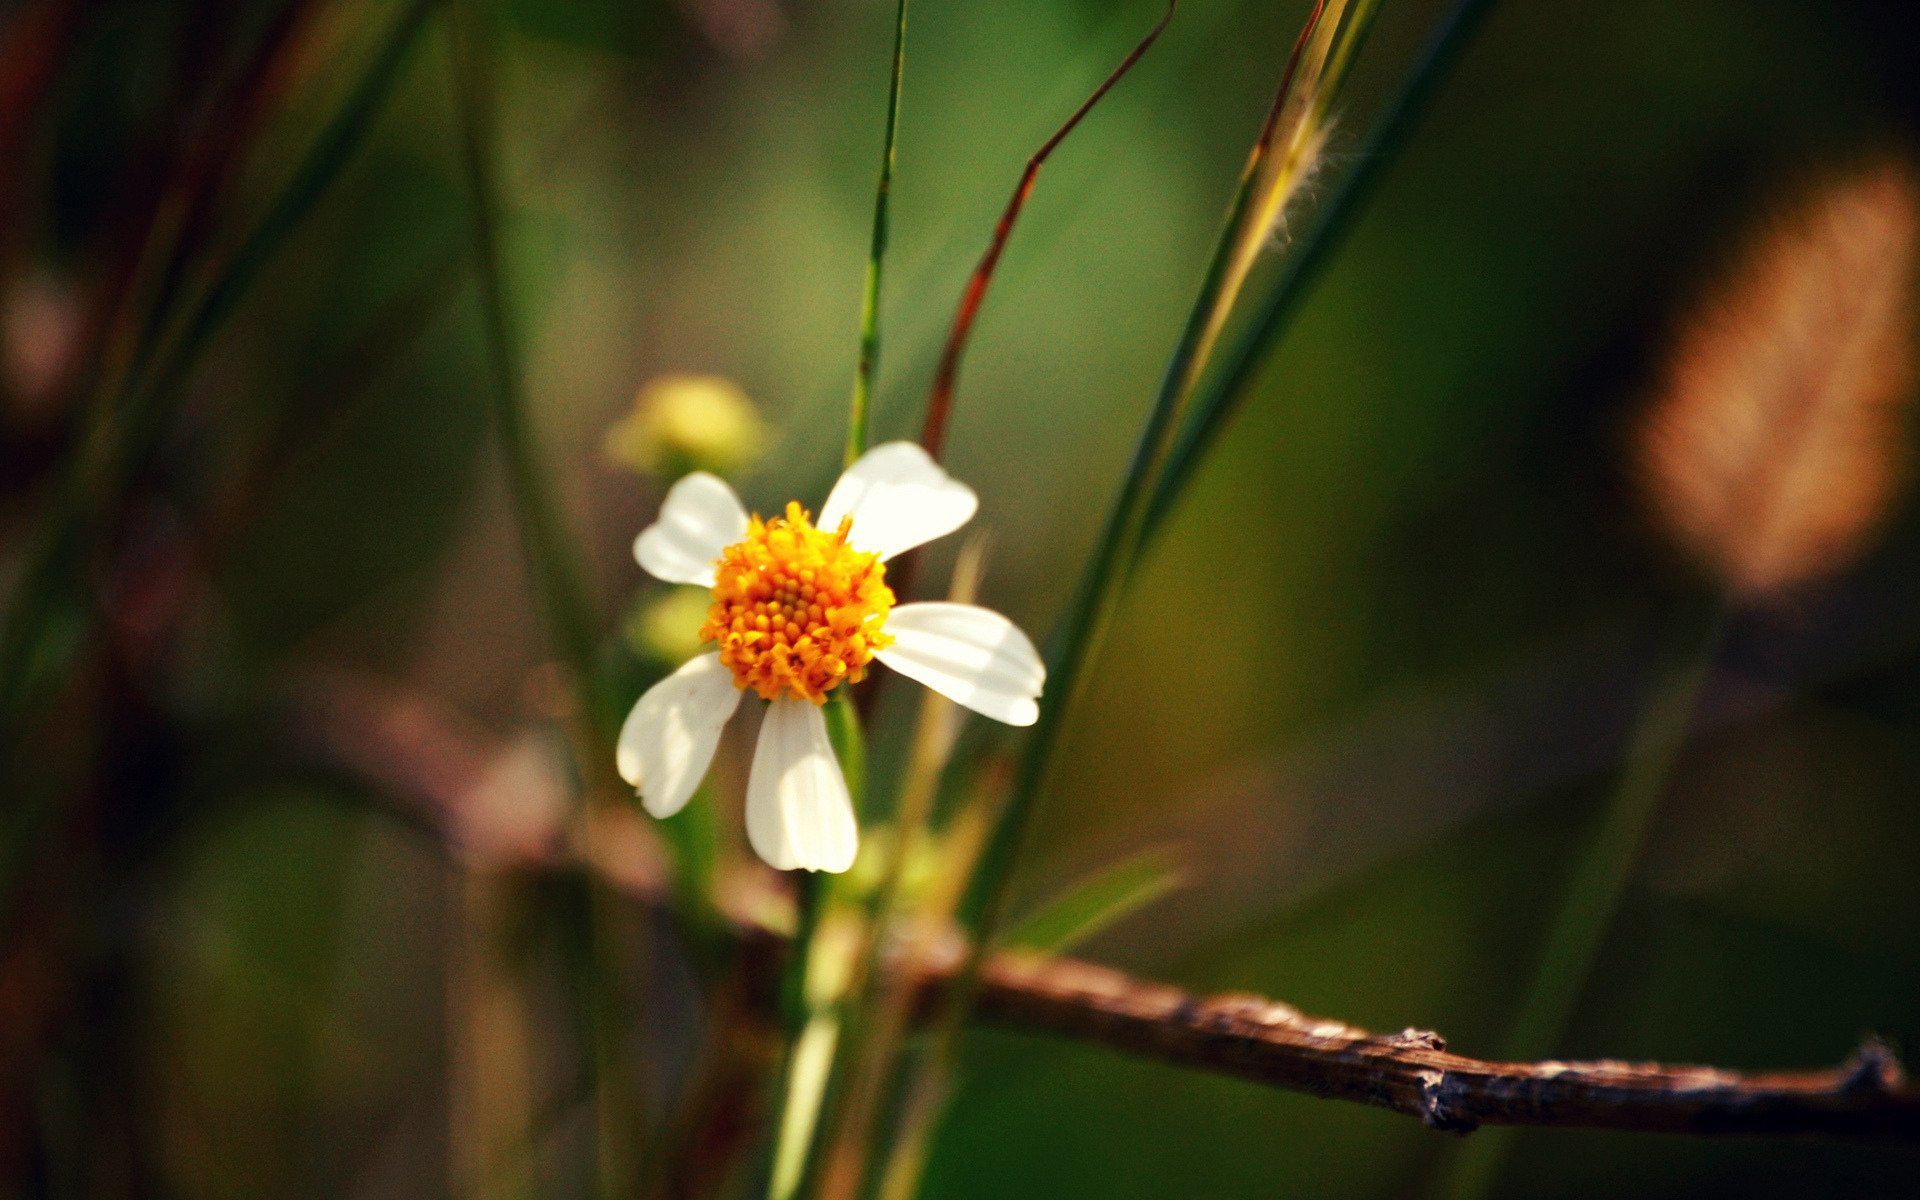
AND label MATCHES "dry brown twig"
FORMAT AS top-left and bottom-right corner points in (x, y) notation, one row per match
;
(958, 951), (1918, 1139)
(295, 674), (1920, 1145)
